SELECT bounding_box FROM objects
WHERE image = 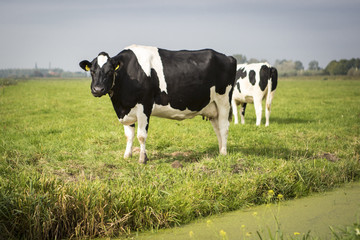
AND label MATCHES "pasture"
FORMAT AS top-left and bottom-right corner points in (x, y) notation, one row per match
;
(0, 76), (360, 239)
